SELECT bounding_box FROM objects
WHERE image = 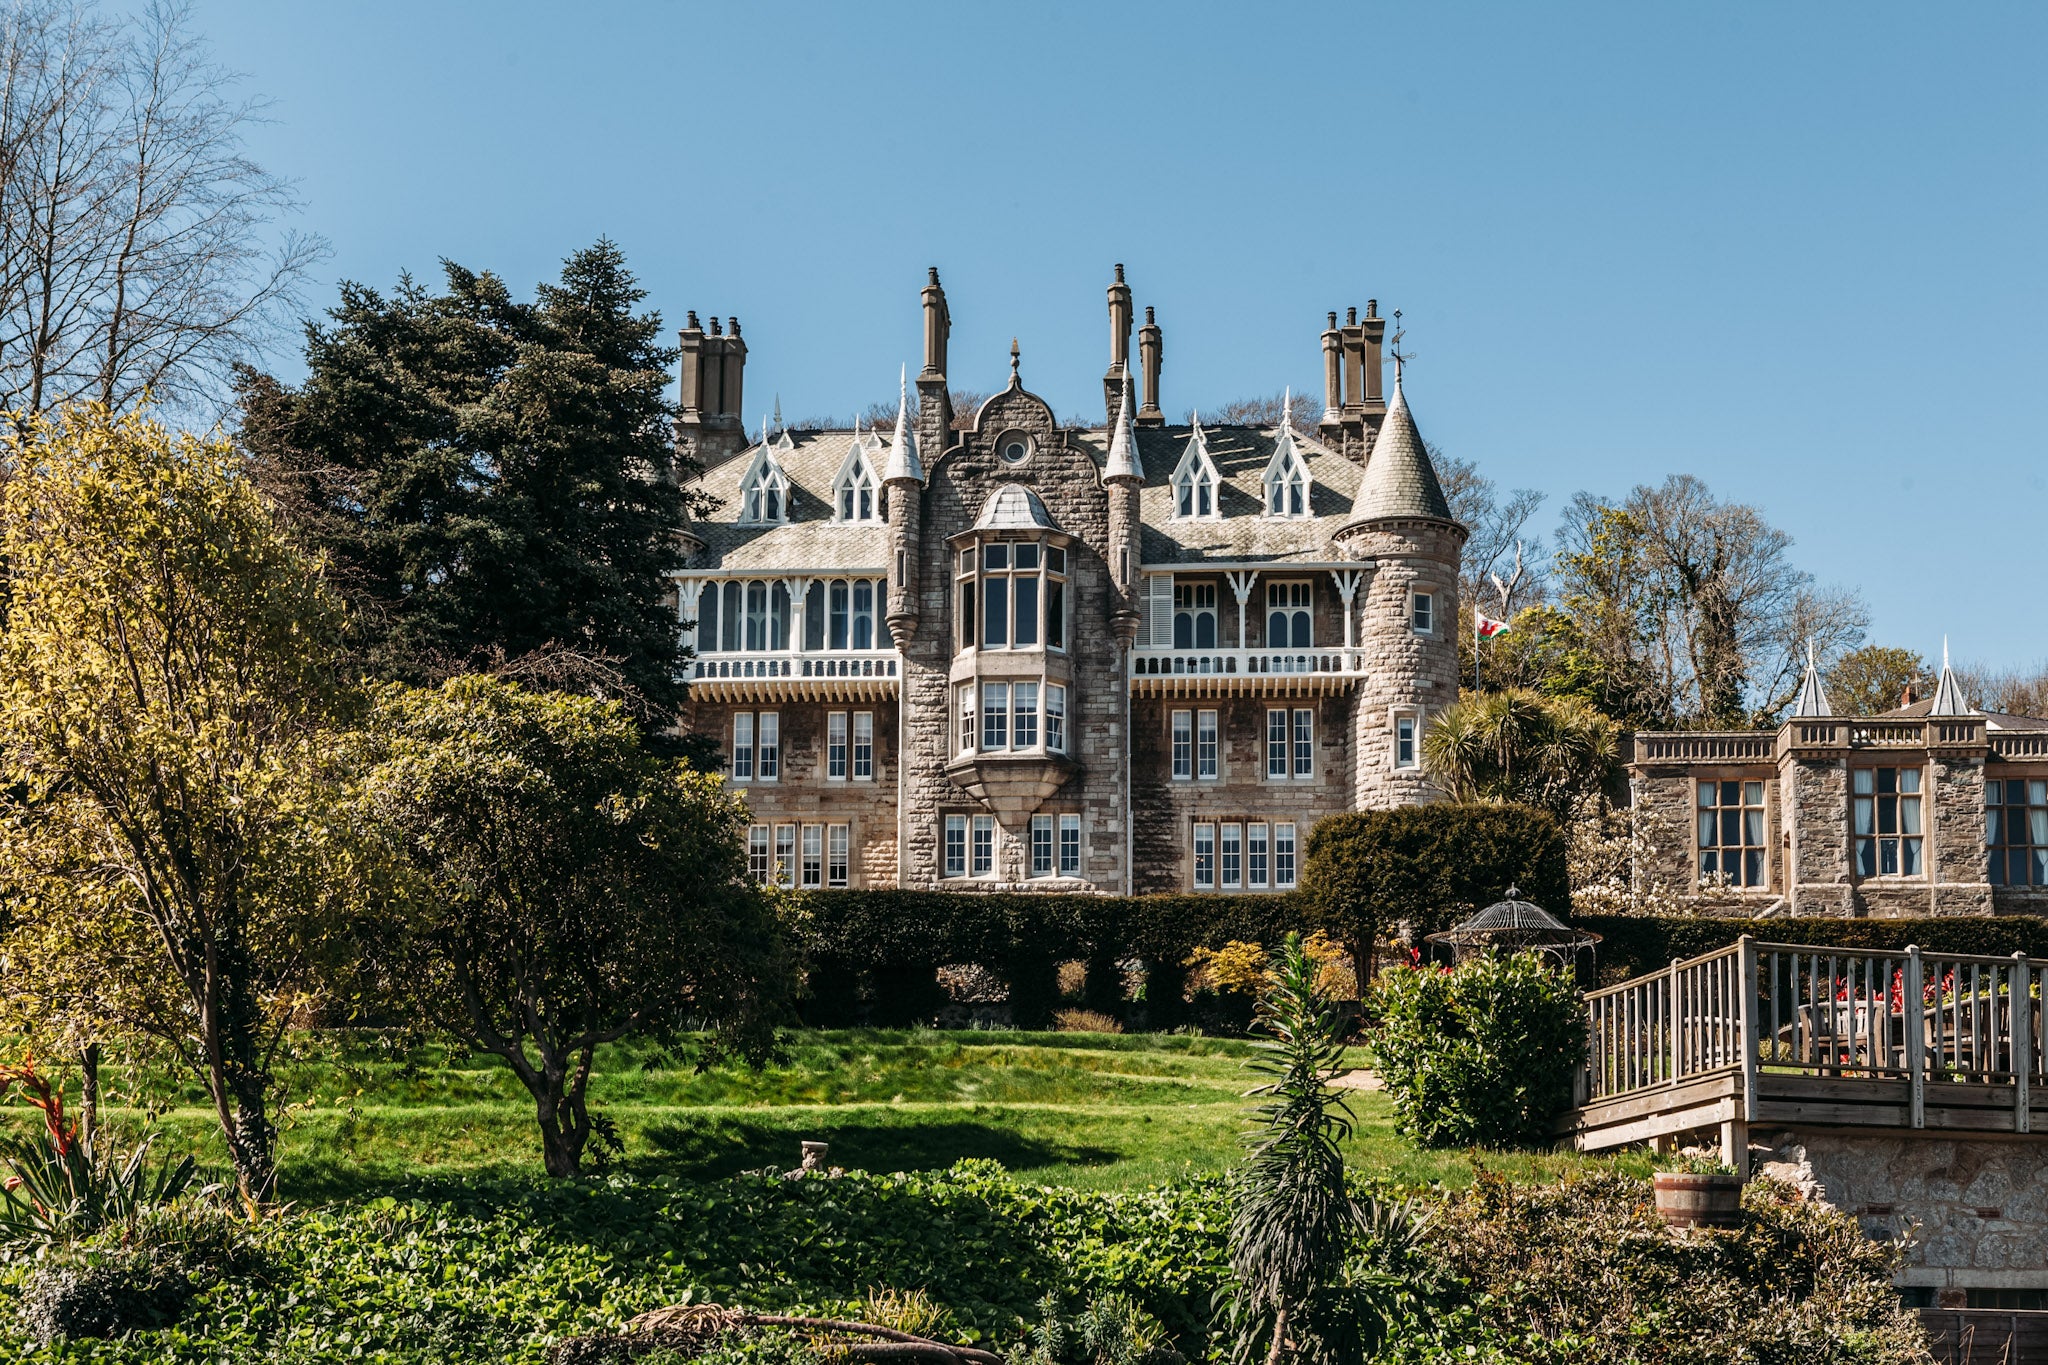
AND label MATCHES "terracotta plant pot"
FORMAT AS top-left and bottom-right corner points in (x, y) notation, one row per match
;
(1654, 1171), (1745, 1228)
